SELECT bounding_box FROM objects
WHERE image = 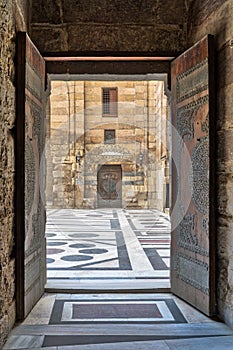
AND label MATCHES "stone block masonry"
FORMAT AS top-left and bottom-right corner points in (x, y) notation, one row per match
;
(46, 79), (169, 210)
(0, 1), (16, 347)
